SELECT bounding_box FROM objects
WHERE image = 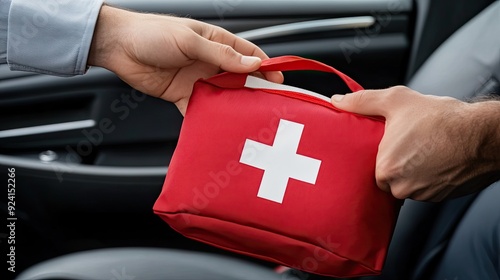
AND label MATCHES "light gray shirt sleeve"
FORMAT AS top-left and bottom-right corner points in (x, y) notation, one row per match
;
(2, 0), (103, 76)
(0, 0), (11, 65)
